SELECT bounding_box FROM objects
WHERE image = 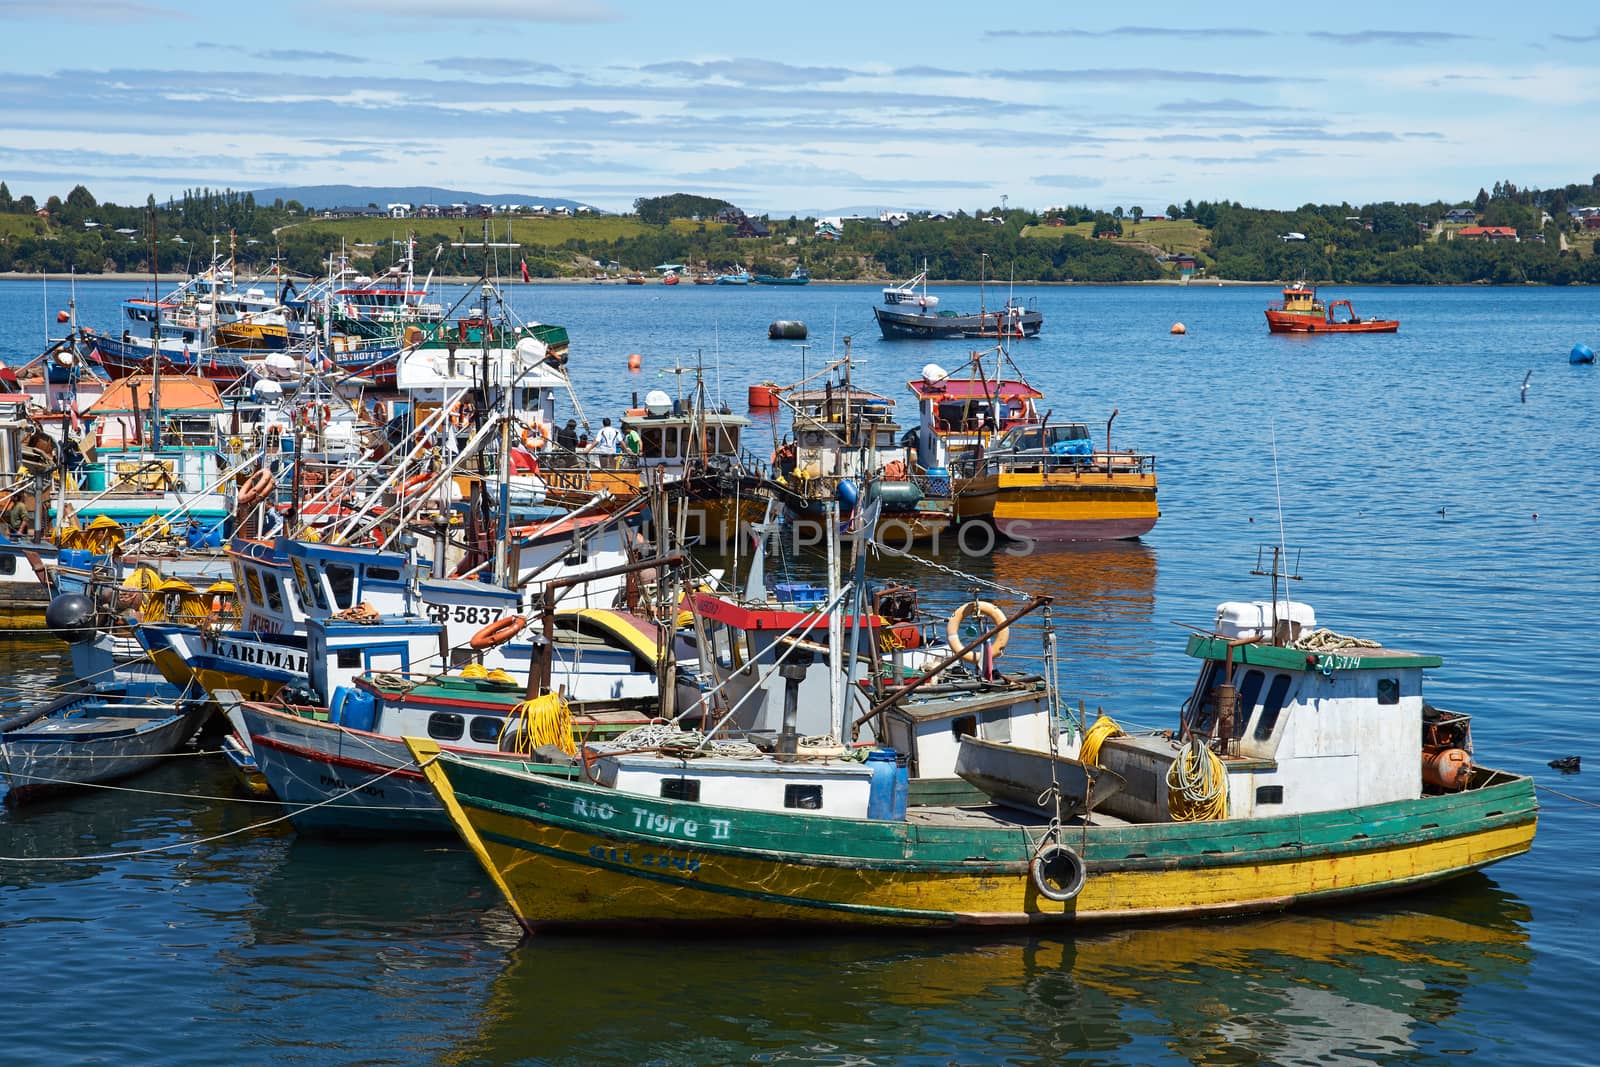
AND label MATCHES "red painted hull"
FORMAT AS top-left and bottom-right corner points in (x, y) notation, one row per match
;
(1264, 310), (1398, 334)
